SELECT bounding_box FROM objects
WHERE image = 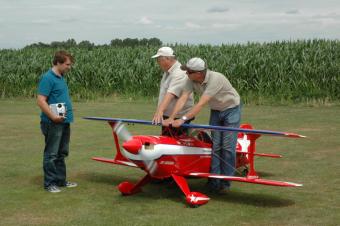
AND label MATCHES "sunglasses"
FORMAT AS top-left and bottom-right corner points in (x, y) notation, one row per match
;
(186, 70), (198, 75)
